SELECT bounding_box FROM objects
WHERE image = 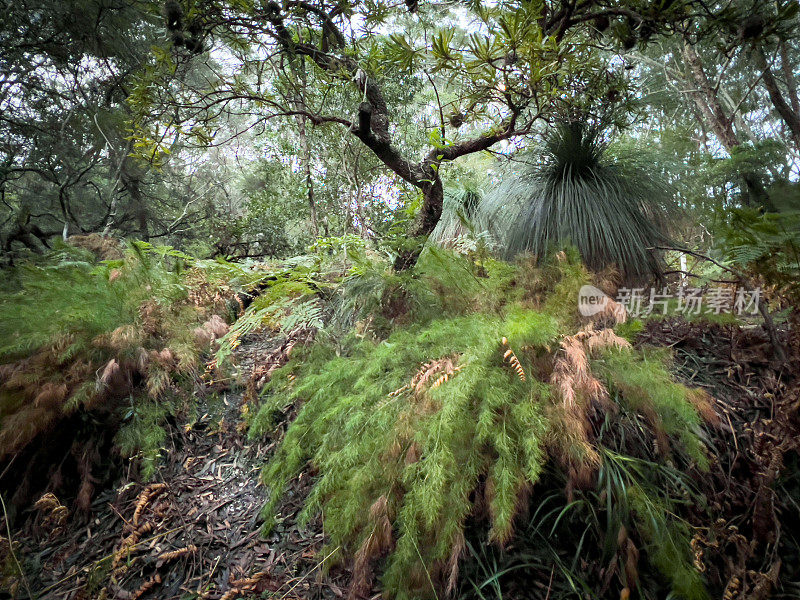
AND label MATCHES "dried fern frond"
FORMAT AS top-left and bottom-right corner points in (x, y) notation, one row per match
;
(431, 366), (463, 388)
(130, 573), (162, 600)
(500, 337), (526, 381)
(390, 356), (462, 397)
(584, 327), (631, 355)
(547, 327), (629, 489)
(445, 531), (466, 595)
(33, 492), (69, 535)
(686, 388), (721, 426)
(132, 482), (167, 527)
(157, 544), (198, 563)
(353, 495), (395, 596)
